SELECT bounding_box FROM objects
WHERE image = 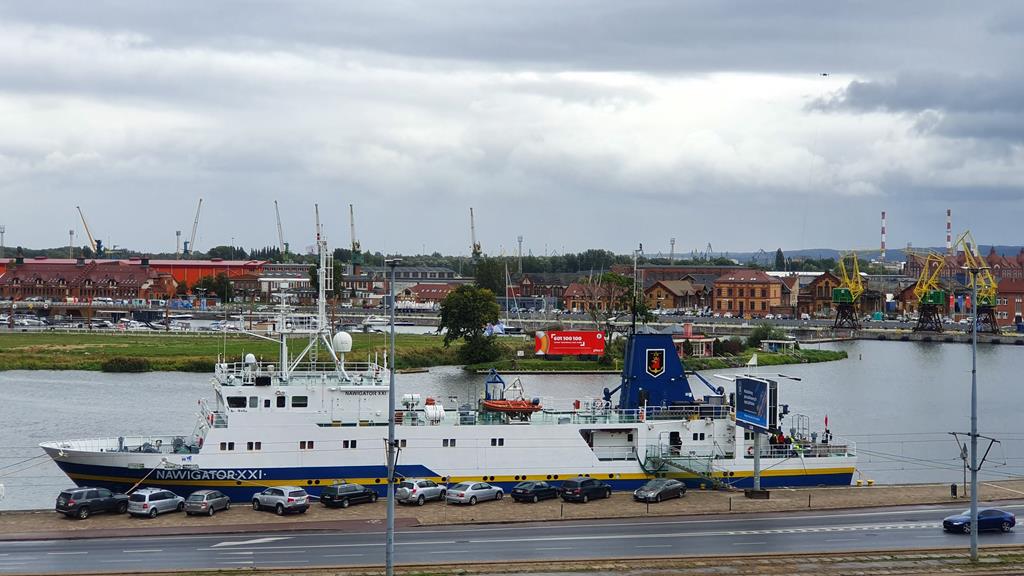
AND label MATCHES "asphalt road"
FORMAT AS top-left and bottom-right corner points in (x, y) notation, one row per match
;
(1, 501), (1022, 574)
